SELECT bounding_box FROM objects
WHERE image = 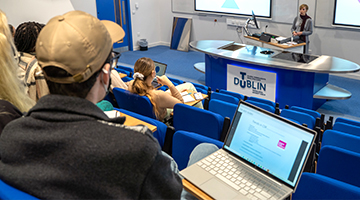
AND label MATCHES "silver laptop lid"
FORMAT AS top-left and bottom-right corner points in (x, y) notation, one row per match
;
(223, 100), (316, 190)
(153, 61), (167, 76)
